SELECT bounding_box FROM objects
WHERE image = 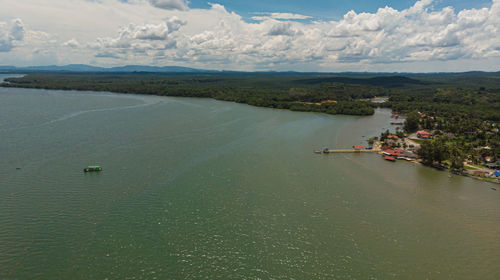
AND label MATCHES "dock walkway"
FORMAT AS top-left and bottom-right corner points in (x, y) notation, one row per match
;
(317, 142), (382, 154)
(324, 149), (377, 153)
